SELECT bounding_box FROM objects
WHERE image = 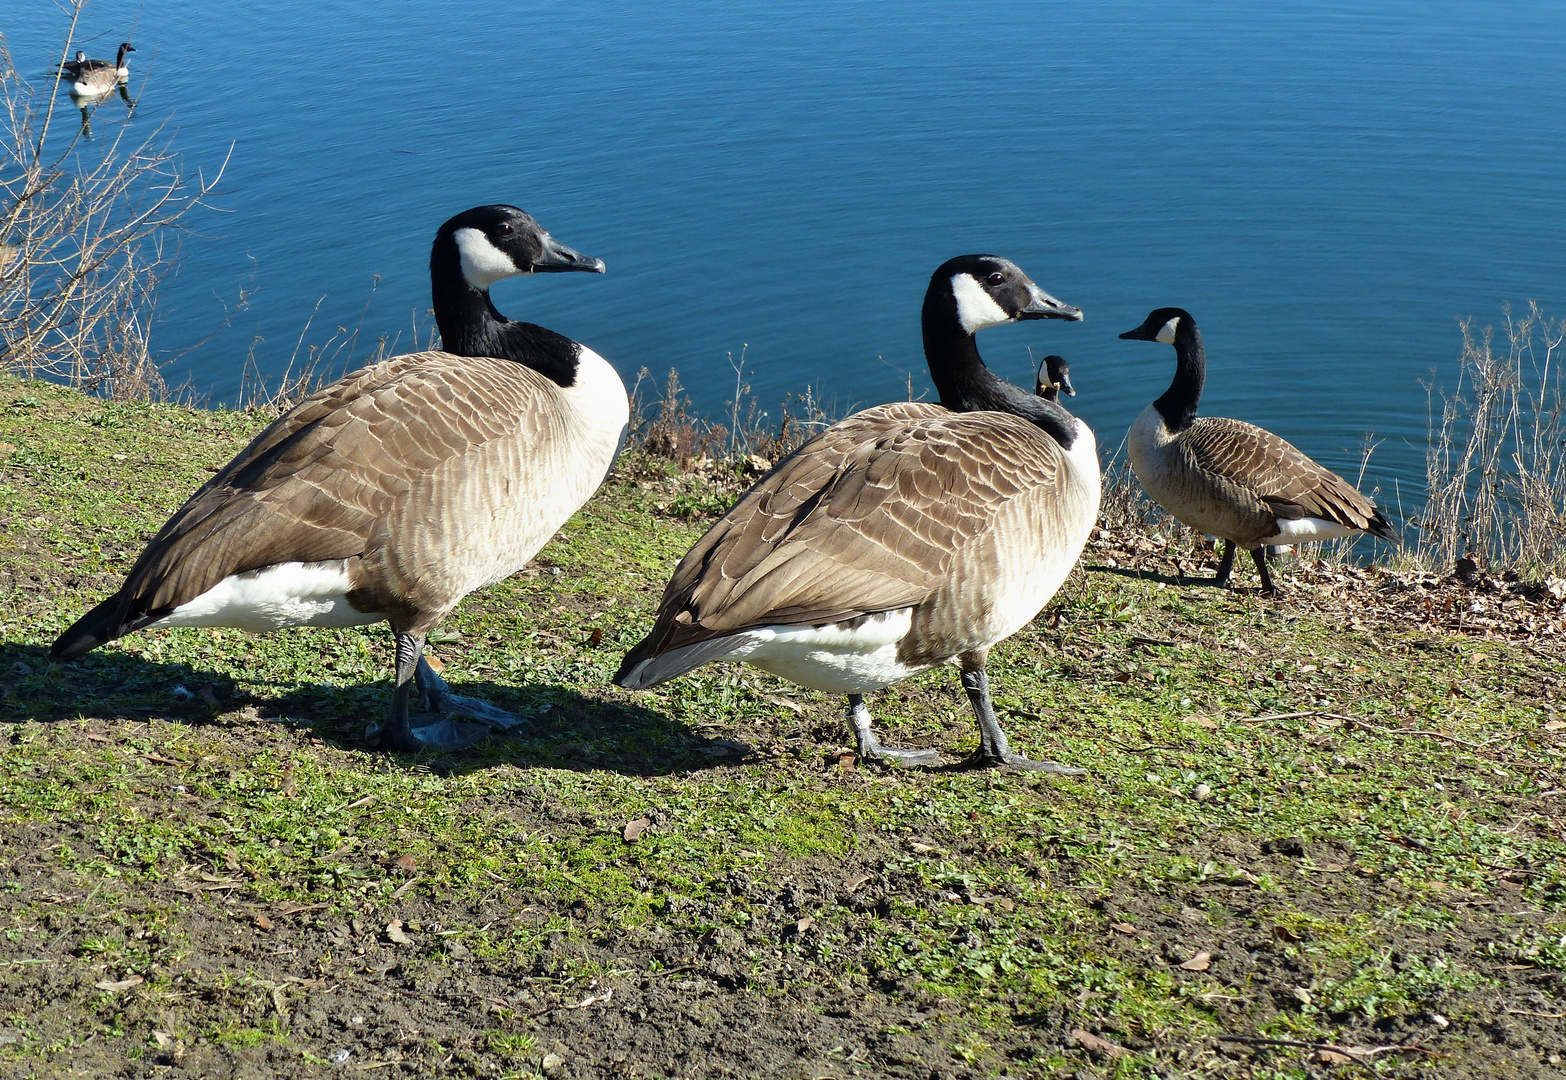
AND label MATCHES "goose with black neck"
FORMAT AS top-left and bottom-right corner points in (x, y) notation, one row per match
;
(1121, 307), (1399, 593)
(616, 255), (1098, 773)
(50, 204), (628, 753)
